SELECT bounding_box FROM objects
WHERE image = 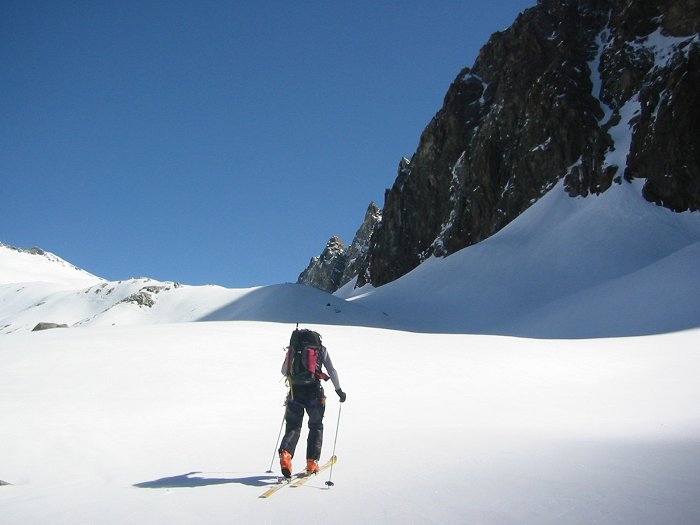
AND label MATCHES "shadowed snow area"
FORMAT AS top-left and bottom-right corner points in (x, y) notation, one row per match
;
(198, 283), (394, 328)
